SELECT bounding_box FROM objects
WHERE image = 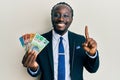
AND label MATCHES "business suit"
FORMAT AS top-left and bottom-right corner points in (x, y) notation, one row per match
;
(28, 30), (99, 80)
